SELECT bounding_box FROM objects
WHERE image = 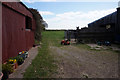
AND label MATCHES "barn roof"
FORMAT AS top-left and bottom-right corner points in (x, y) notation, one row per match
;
(88, 11), (117, 26)
(2, 2), (34, 18)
